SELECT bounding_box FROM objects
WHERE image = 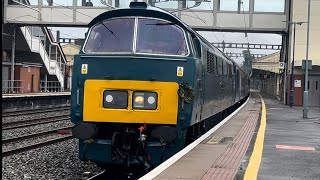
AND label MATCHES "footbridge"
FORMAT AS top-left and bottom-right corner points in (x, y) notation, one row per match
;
(4, 0), (290, 33)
